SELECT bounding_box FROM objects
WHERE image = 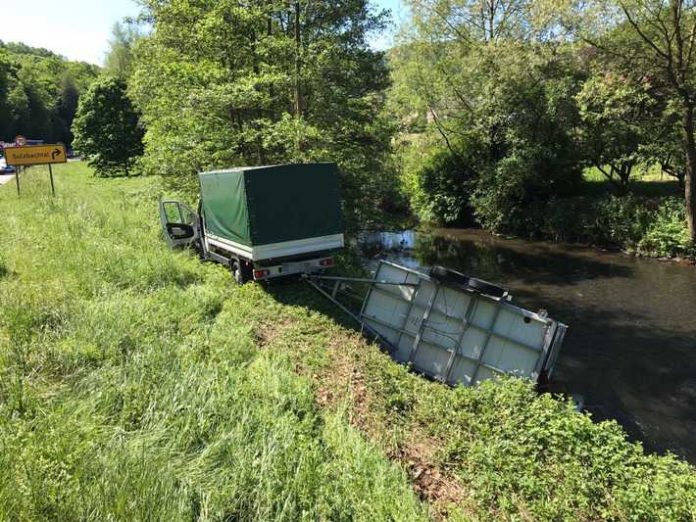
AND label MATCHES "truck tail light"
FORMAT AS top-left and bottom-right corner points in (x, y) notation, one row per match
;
(254, 269), (270, 279)
(319, 257), (335, 267)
